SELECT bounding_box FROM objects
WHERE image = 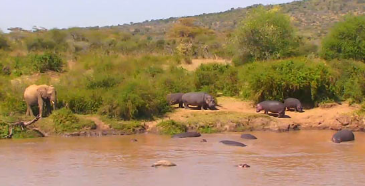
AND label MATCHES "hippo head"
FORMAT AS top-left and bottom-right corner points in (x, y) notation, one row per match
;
(332, 137), (341, 143)
(204, 94), (216, 109)
(256, 104), (263, 112)
(297, 104), (303, 112)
